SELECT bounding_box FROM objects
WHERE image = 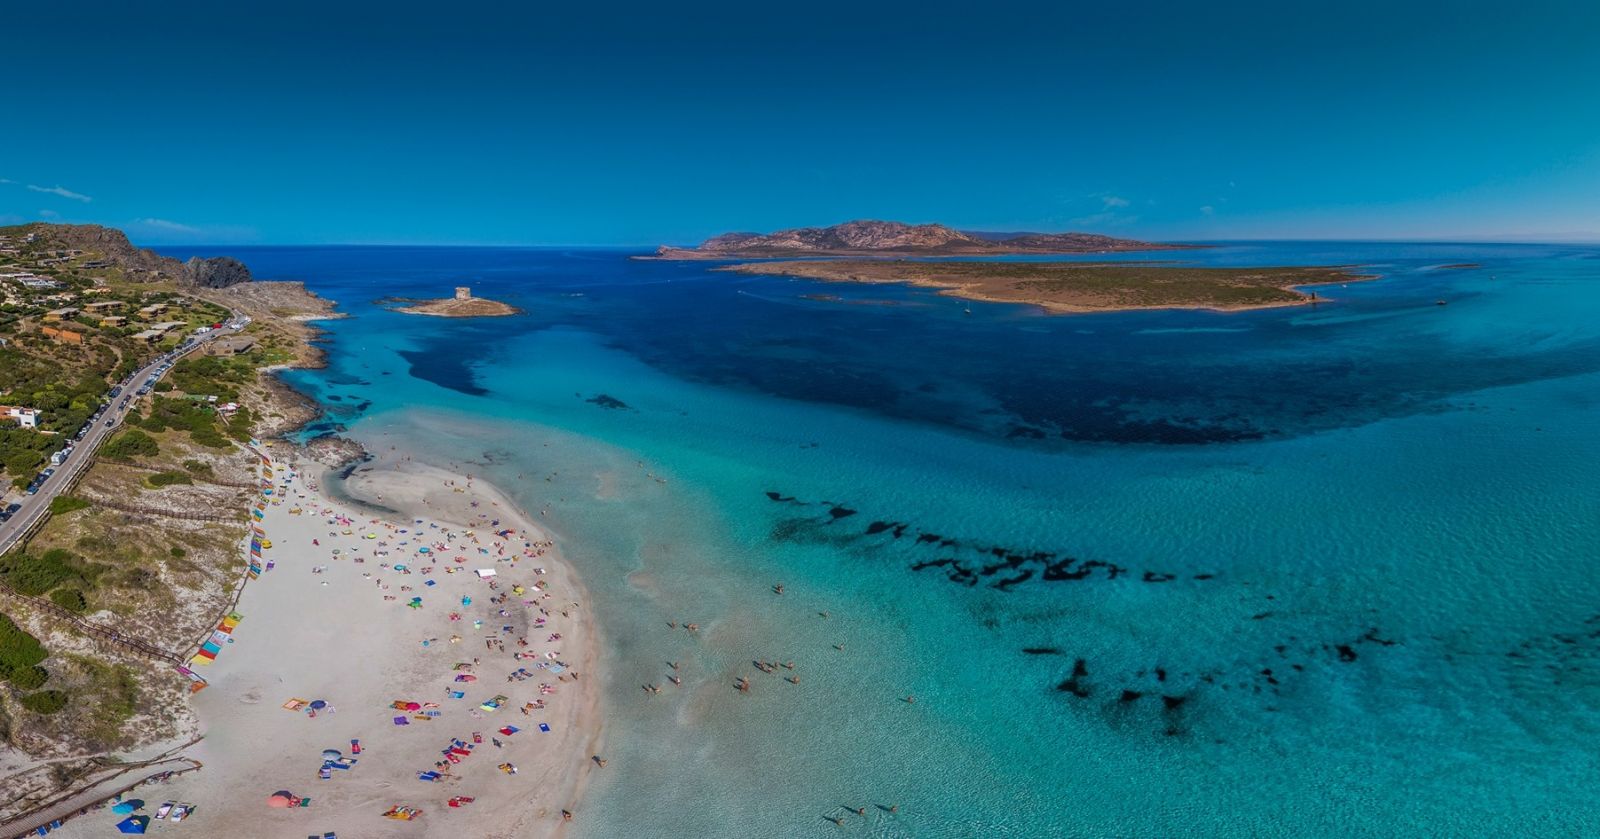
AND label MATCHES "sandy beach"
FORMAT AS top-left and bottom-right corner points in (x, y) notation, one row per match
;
(48, 451), (602, 838)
